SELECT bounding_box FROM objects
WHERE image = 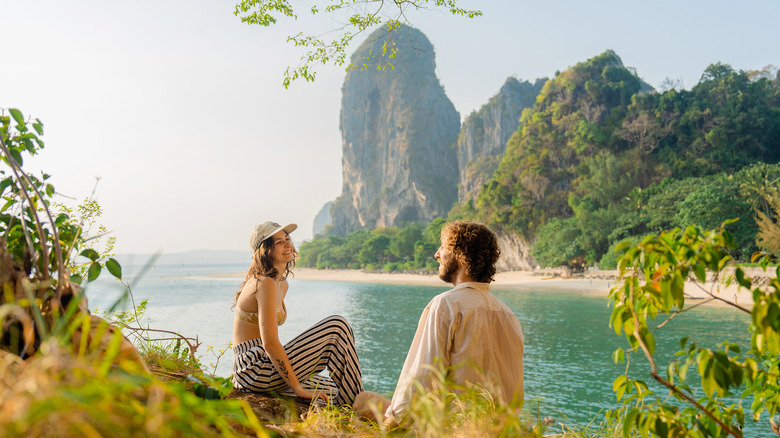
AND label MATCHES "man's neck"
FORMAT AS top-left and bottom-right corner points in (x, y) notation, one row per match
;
(451, 268), (474, 287)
